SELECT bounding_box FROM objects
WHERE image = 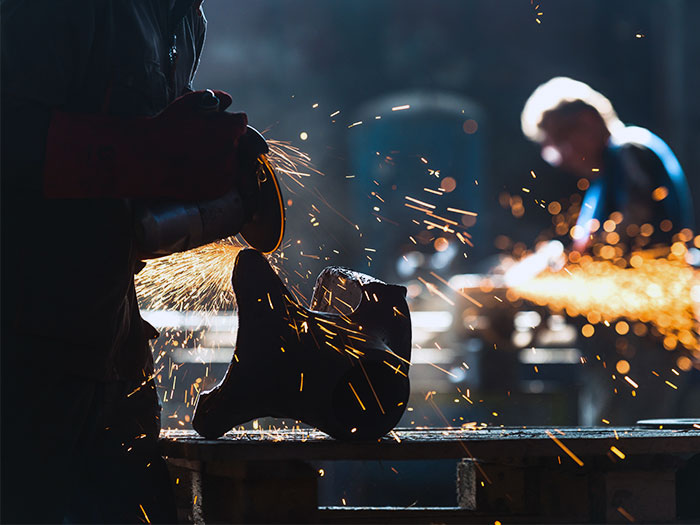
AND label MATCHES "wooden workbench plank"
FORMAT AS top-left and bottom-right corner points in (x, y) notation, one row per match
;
(160, 427), (700, 462)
